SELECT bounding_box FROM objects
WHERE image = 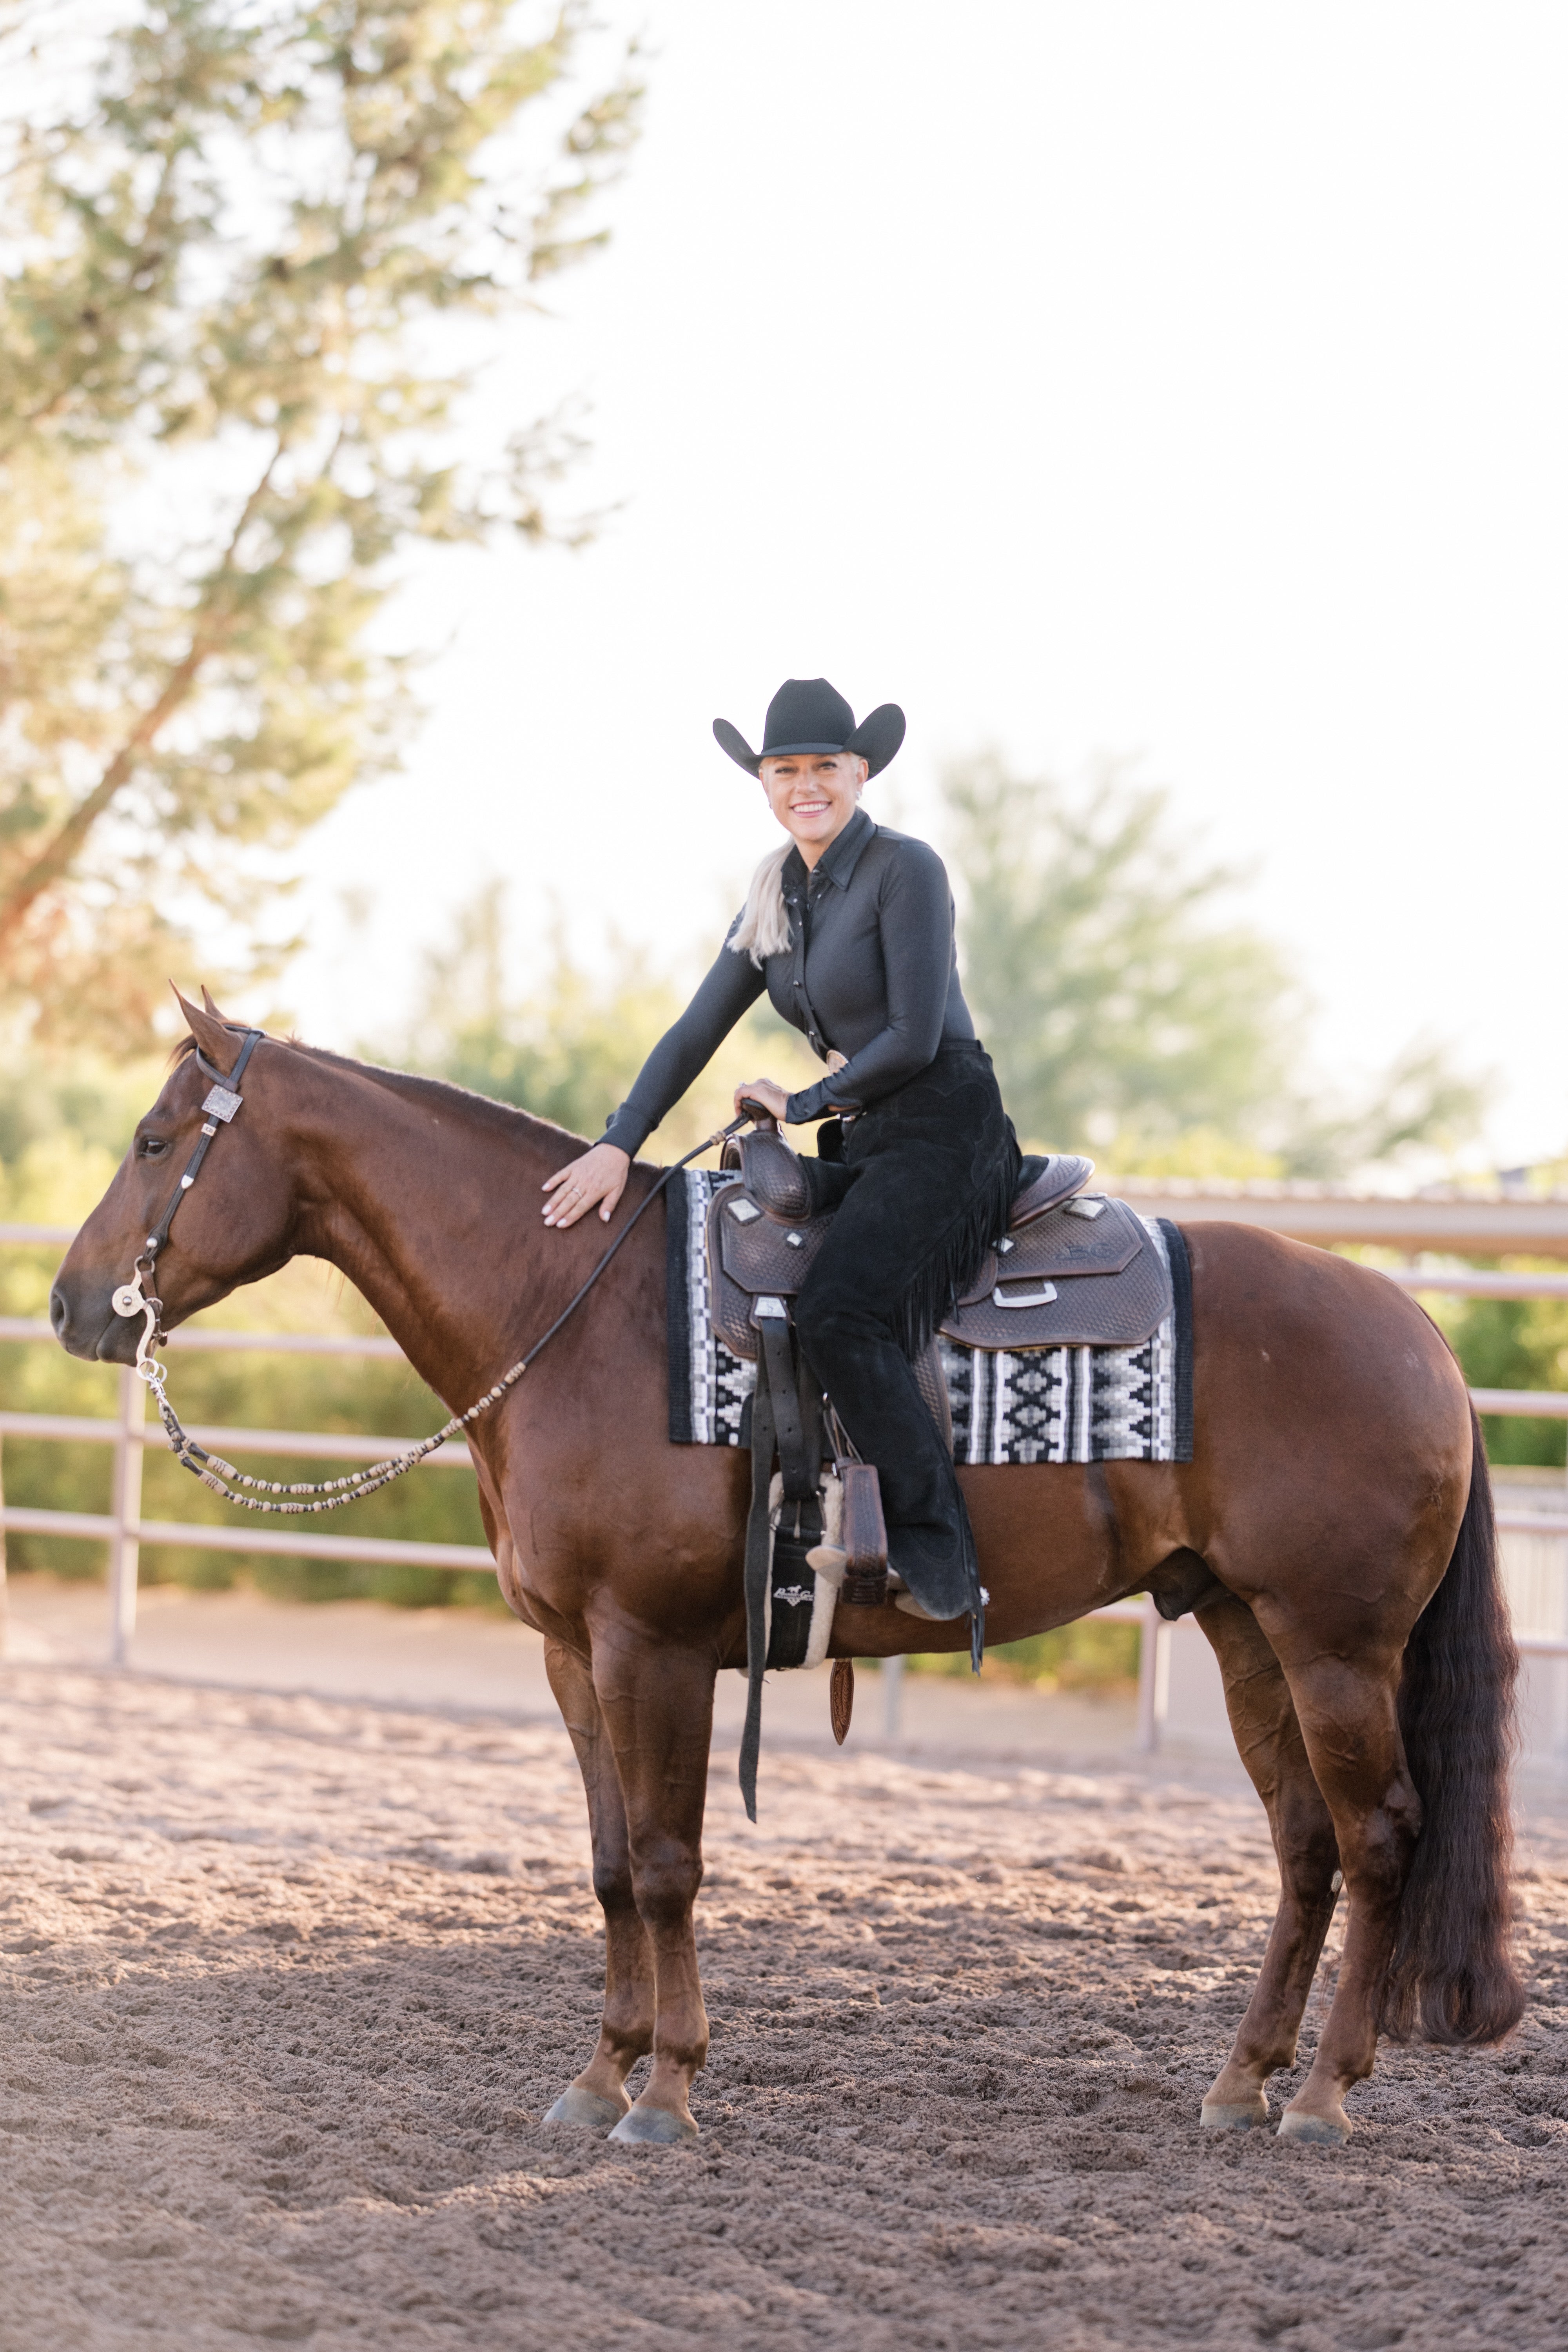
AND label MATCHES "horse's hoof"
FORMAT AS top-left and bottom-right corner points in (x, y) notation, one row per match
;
(1200, 2098), (1267, 2132)
(1277, 2107), (1351, 2147)
(606, 2102), (697, 2146)
(543, 2087), (626, 2132)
